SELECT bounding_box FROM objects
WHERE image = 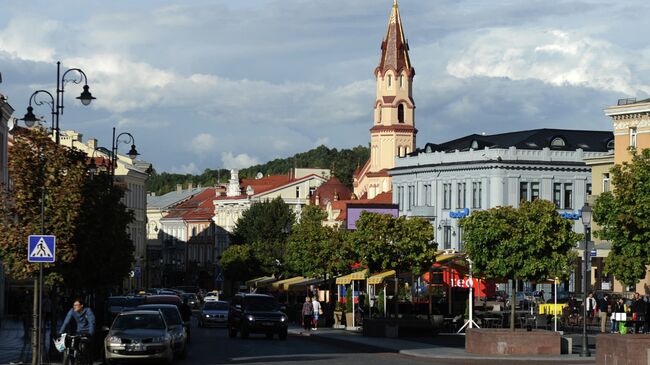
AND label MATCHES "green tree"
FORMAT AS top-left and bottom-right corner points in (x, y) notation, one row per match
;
(232, 197), (295, 277)
(593, 149), (650, 288)
(220, 244), (261, 285)
(460, 199), (580, 330)
(351, 212), (436, 275)
(0, 128), (85, 282)
(285, 205), (351, 279)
